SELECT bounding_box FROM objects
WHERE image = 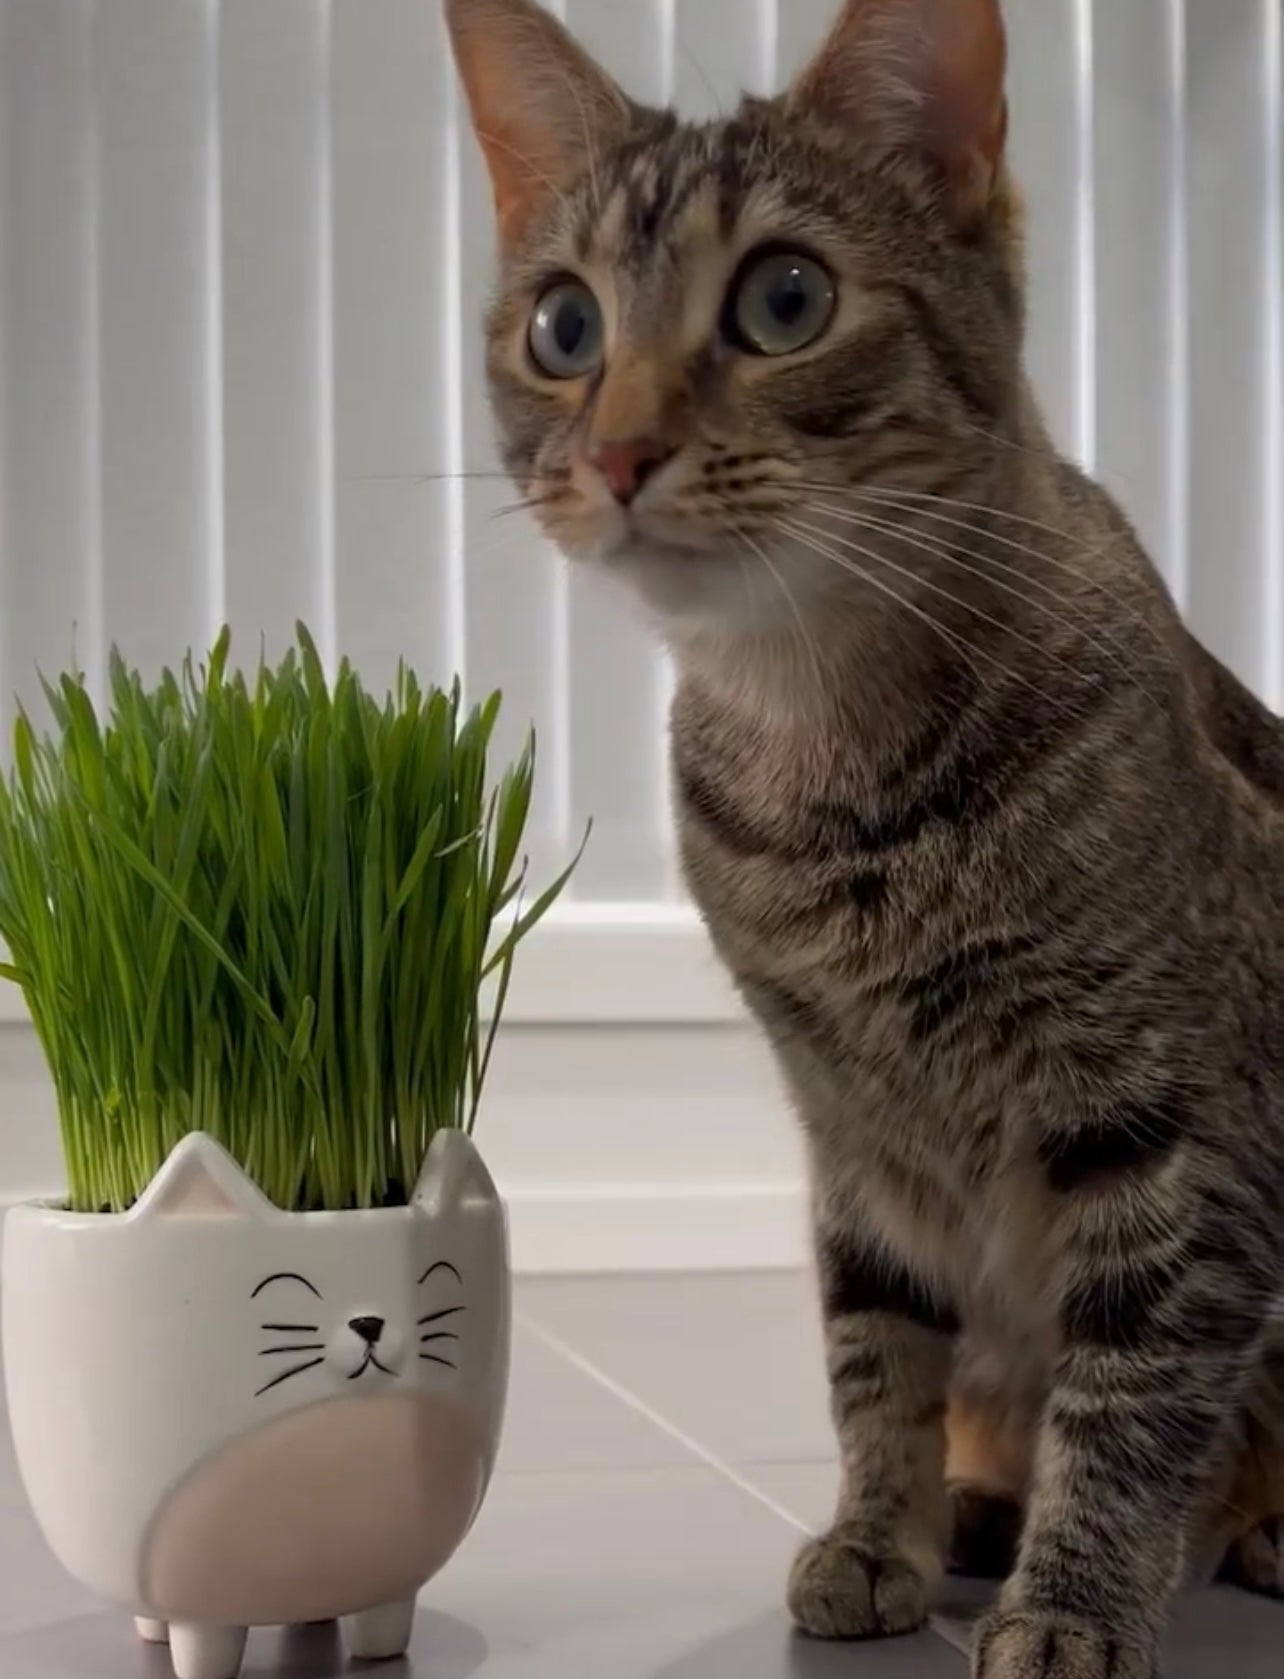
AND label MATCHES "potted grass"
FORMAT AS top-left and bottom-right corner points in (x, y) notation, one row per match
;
(0, 627), (578, 1679)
